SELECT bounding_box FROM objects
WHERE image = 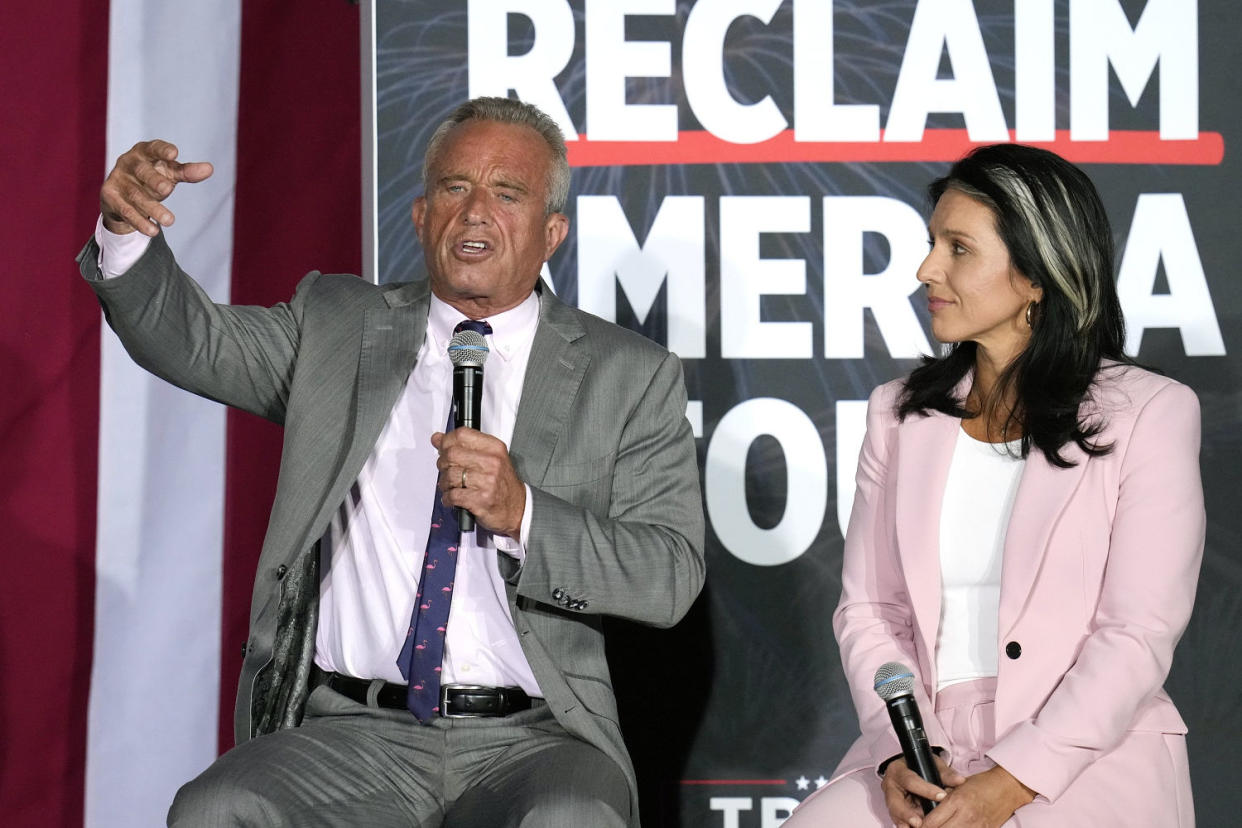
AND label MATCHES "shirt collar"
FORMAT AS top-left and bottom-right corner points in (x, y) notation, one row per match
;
(426, 290), (540, 363)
